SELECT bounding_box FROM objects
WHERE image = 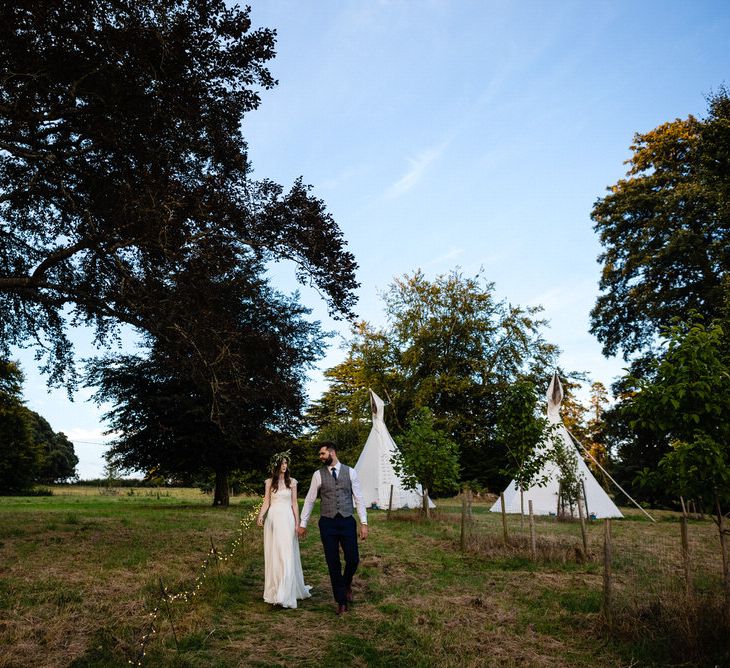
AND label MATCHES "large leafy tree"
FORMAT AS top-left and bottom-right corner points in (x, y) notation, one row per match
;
(309, 270), (559, 490)
(88, 270), (326, 505)
(0, 361), (39, 492)
(590, 89), (730, 361)
(0, 1), (357, 391)
(25, 409), (78, 483)
(1, 1), (358, 502)
(0, 360), (78, 489)
(625, 318), (730, 614)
